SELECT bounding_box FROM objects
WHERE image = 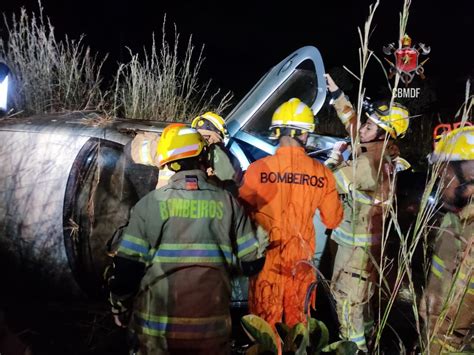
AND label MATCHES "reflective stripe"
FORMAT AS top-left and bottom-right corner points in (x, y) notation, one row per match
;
(140, 141), (152, 165)
(339, 110), (353, 125)
(153, 254), (225, 264)
(158, 243), (231, 252)
(118, 234), (150, 258)
(201, 114), (224, 132)
(332, 228), (380, 246)
(455, 272), (474, 295)
(177, 128), (198, 136)
(153, 244), (231, 264)
(271, 120), (314, 131)
(236, 233), (258, 258)
(135, 313), (229, 339)
(168, 143), (200, 157)
(431, 255), (444, 278)
(350, 333), (367, 347)
(342, 300), (350, 328)
(334, 170), (376, 205)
